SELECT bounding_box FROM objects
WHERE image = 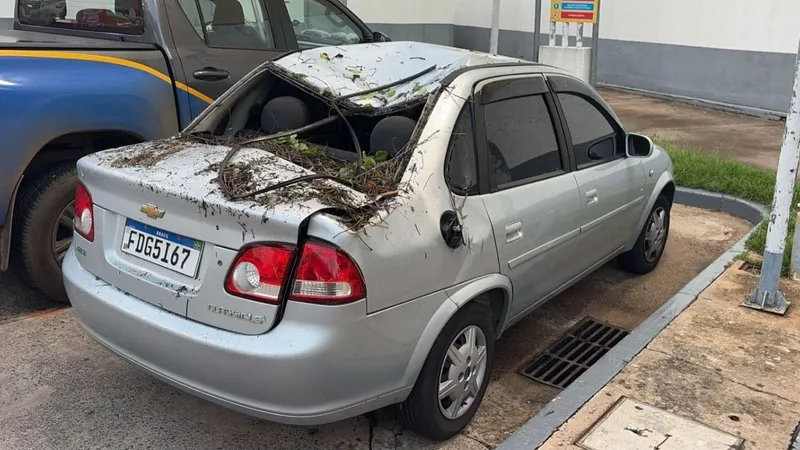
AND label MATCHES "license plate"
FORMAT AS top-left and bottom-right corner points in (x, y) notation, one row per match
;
(120, 219), (204, 277)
